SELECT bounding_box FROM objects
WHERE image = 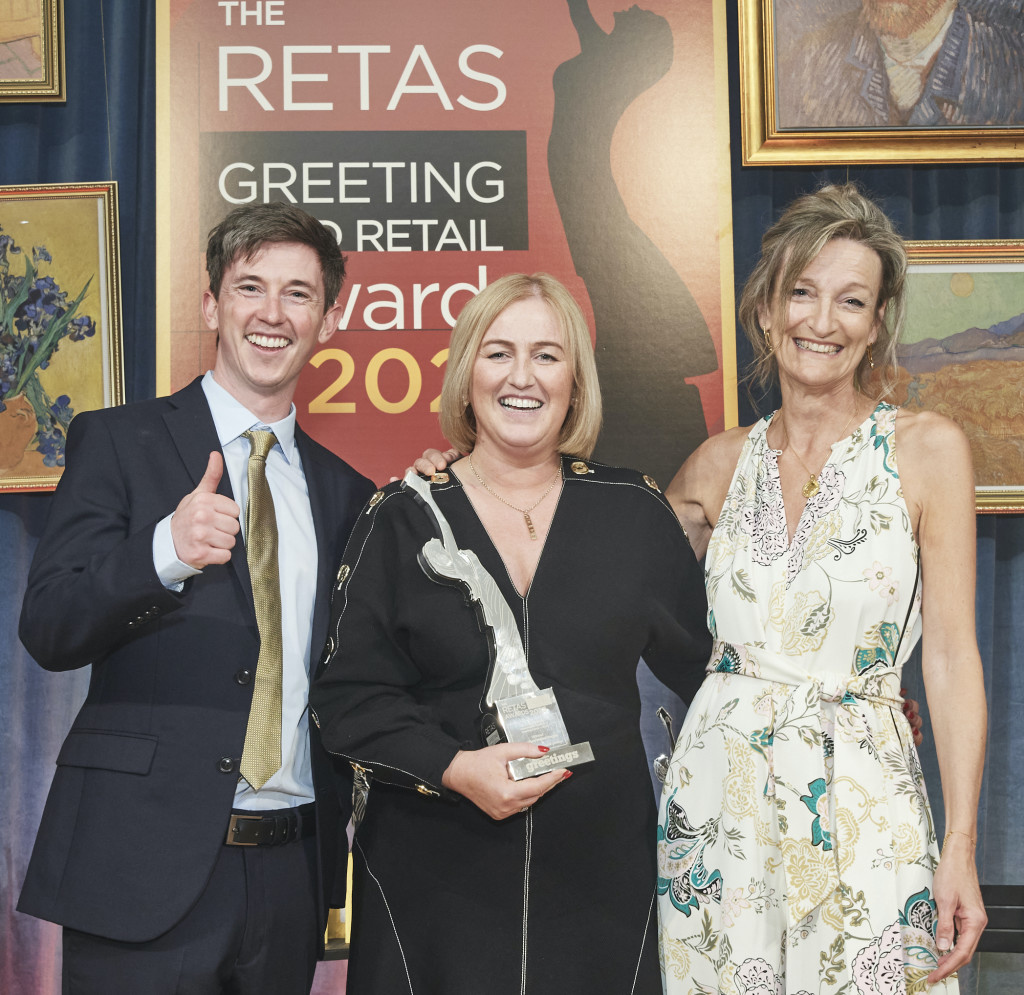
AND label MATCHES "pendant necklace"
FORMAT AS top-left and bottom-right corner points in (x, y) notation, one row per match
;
(779, 404), (859, 499)
(467, 453), (561, 540)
